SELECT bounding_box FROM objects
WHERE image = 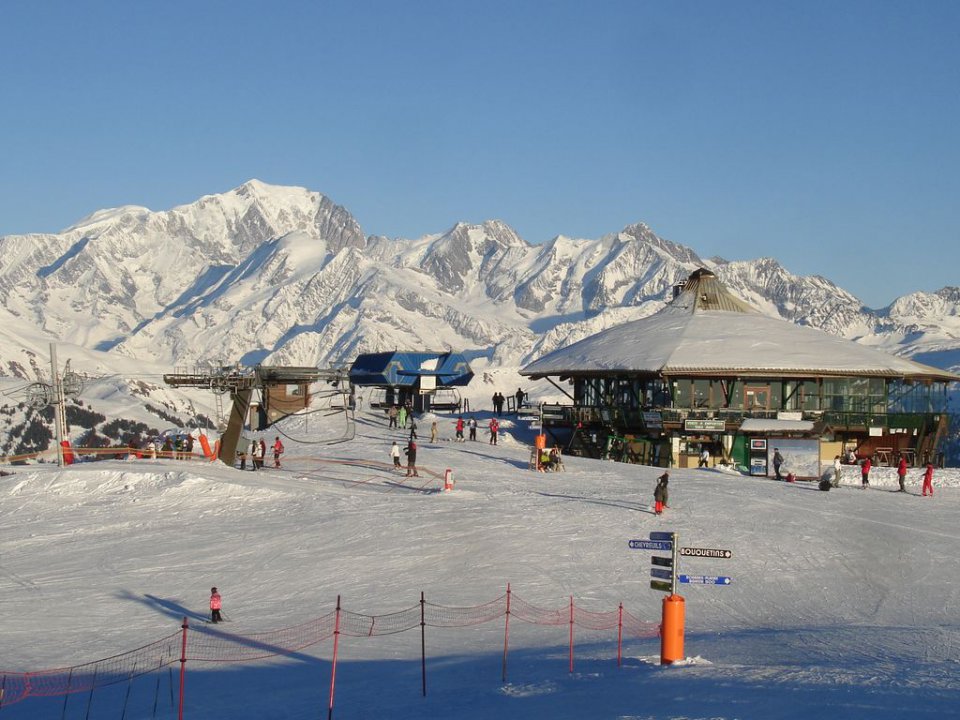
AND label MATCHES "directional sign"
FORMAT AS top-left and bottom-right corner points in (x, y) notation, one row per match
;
(651, 556), (673, 567)
(650, 568), (673, 580)
(650, 580), (672, 592)
(678, 575), (732, 585)
(649, 531), (674, 541)
(680, 547), (733, 559)
(629, 539), (672, 551)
